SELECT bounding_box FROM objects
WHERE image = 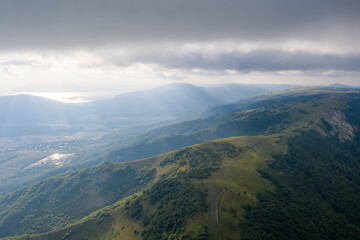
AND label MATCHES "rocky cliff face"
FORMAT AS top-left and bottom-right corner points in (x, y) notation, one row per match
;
(317, 110), (358, 141)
